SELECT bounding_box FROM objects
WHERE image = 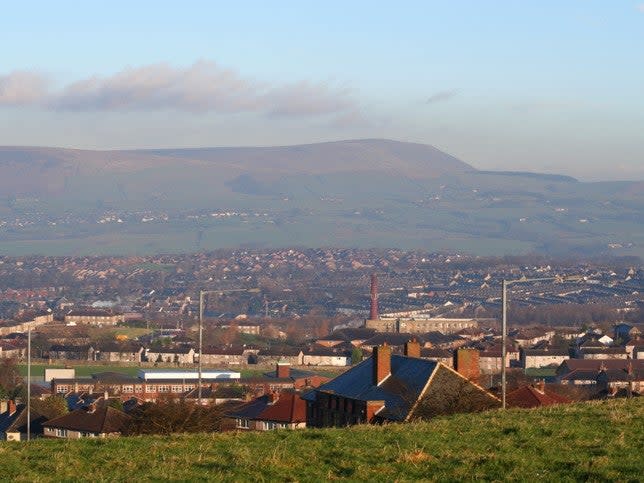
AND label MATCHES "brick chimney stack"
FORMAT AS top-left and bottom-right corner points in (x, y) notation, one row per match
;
(404, 338), (421, 358)
(454, 348), (480, 384)
(369, 273), (379, 320)
(372, 343), (391, 386)
(7, 399), (16, 415)
(365, 400), (385, 423)
(276, 361), (291, 379)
